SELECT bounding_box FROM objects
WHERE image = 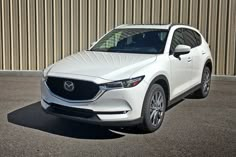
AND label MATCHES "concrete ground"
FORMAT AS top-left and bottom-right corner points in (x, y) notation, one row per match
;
(0, 76), (235, 157)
